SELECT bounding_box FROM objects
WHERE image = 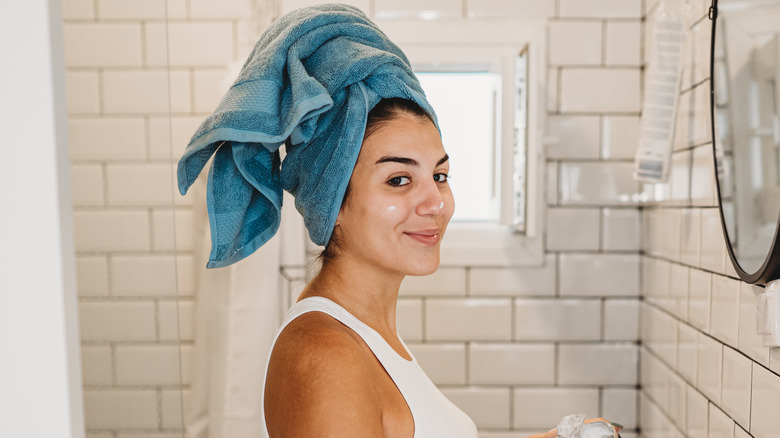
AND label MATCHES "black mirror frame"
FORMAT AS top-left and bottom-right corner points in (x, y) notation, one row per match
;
(710, 0), (780, 285)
